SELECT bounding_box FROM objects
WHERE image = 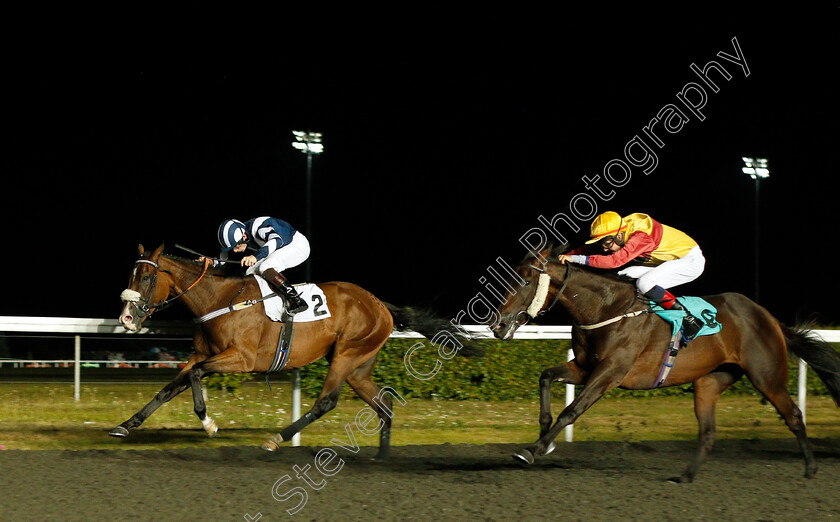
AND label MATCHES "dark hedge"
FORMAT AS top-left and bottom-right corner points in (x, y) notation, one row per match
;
(296, 338), (840, 401)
